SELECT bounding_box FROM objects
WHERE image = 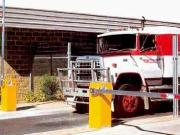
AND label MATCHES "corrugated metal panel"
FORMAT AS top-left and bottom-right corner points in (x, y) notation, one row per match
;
(1, 7), (180, 33)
